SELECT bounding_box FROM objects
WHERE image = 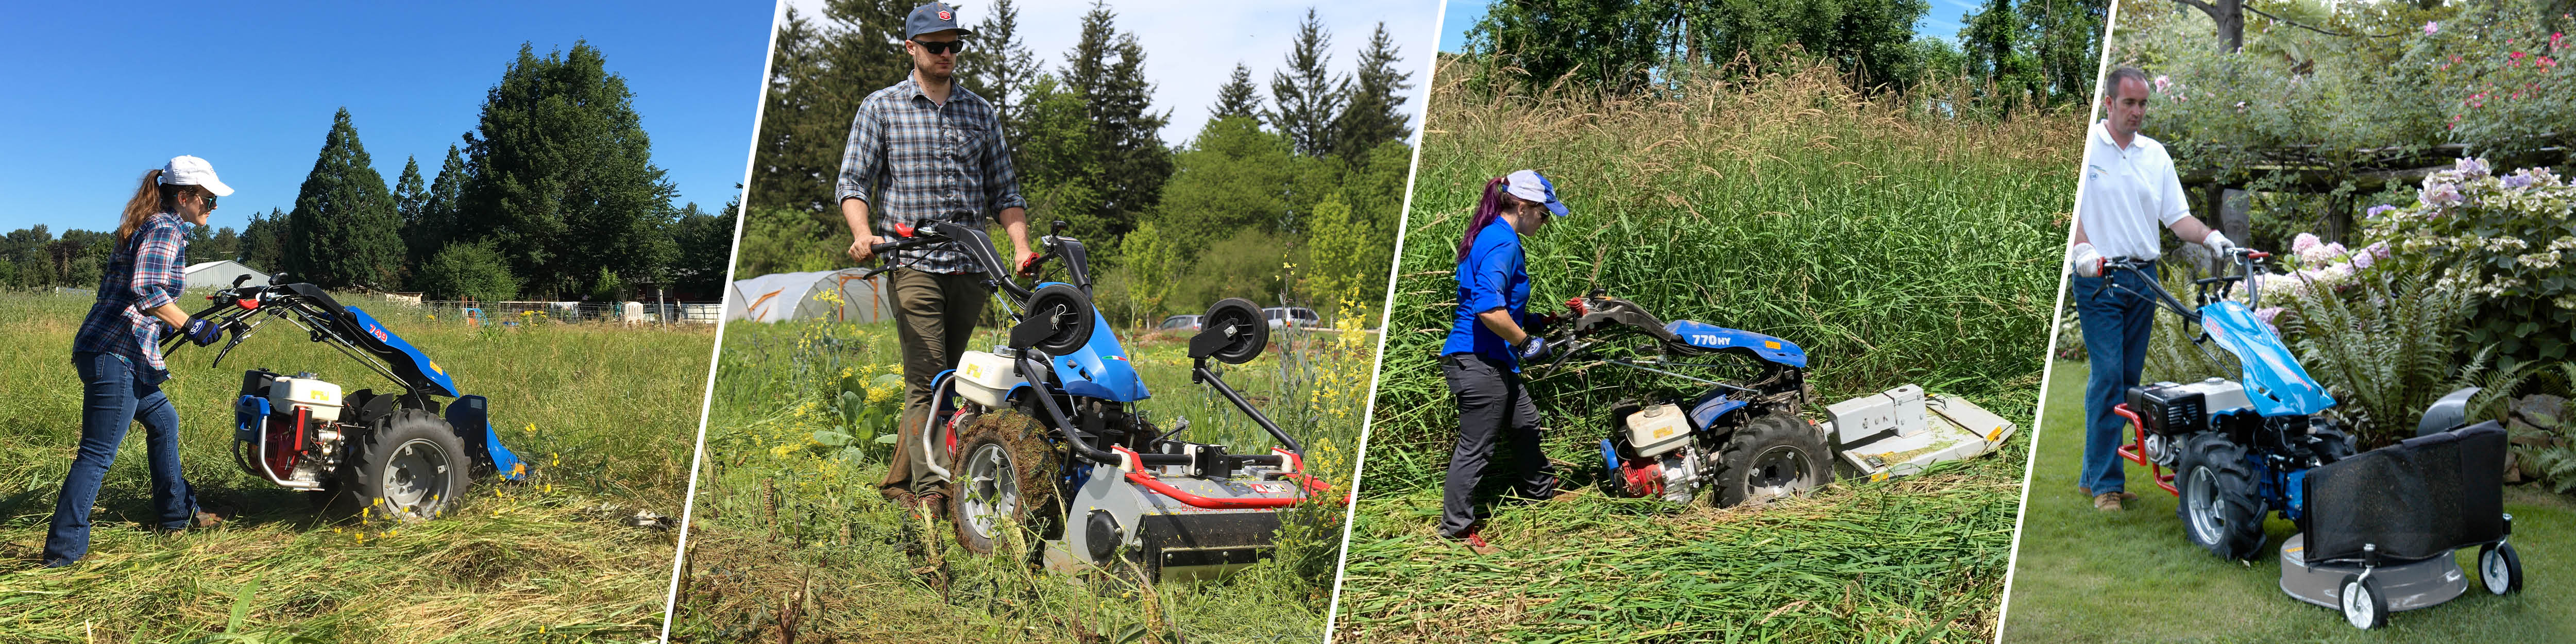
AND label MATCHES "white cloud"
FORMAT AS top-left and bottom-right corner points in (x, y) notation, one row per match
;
(779, 0), (1442, 147)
